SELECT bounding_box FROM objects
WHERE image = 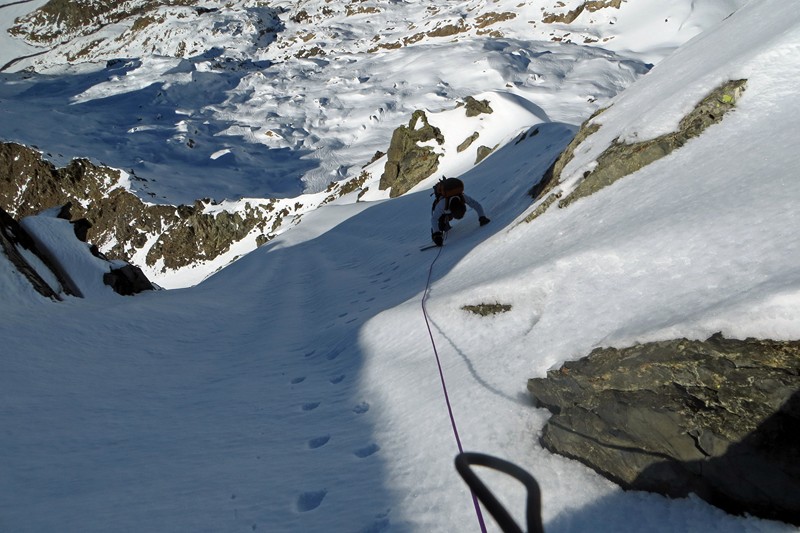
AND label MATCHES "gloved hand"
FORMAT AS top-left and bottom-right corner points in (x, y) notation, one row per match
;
(479, 216), (491, 226)
(432, 231), (443, 247)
